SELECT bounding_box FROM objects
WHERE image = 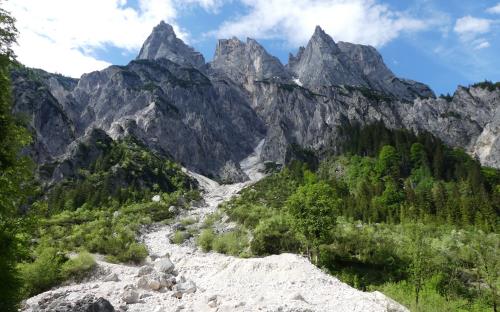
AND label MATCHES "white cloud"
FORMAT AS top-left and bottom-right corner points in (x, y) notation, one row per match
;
(454, 16), (492, 36)
(474, 40), (490, 50)
(486, 3), (500, 14)
(4, 0), (212, 77)
(211, 0), (431, 48)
